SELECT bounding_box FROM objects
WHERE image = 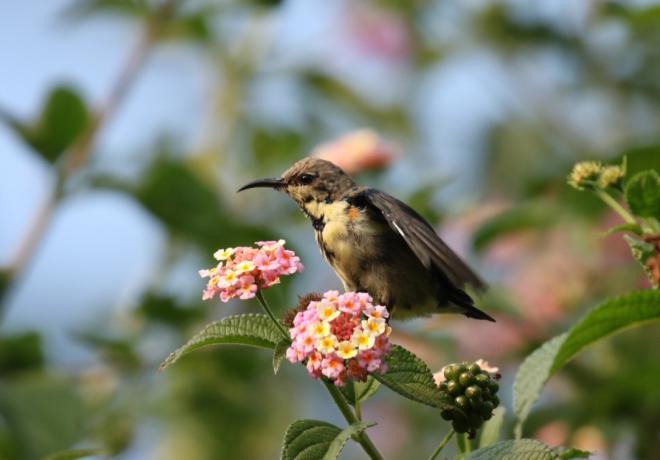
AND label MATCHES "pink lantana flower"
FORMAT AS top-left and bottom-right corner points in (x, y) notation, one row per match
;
(287, 291), (392, 386)
(199, 240), (303, 302)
